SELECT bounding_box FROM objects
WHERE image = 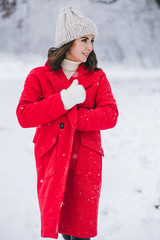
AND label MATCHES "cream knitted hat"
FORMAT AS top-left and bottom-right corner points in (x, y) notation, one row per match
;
(55, 6), (98, 48)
